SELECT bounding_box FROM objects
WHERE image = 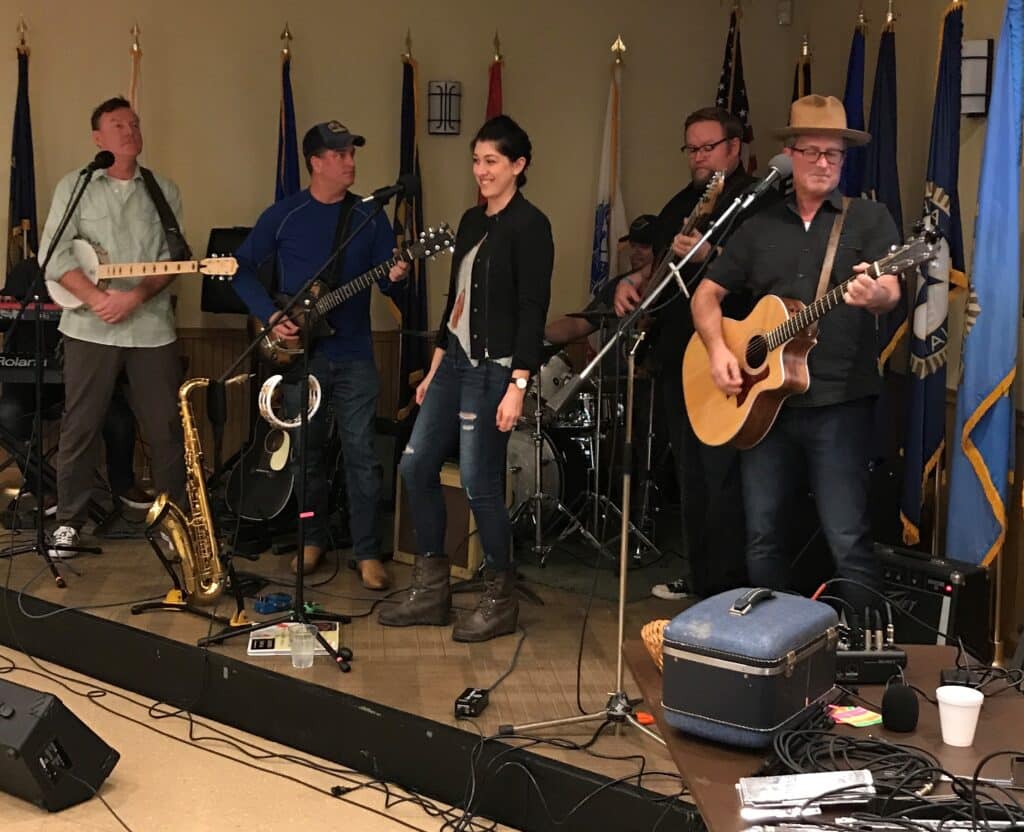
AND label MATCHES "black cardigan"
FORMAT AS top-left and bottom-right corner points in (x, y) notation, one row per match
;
(435, 190), (554, 373)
